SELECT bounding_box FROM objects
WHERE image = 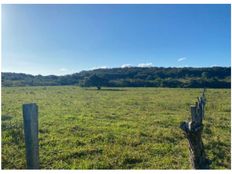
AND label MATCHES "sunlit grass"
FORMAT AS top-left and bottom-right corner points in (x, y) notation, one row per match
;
(1, 86), (230, 169)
